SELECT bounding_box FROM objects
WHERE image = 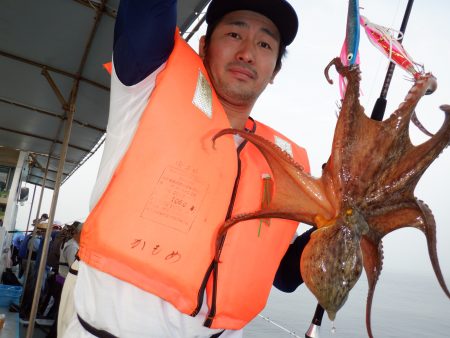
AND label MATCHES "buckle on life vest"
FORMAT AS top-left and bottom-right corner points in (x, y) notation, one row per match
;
(258, 173), (273, 236)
